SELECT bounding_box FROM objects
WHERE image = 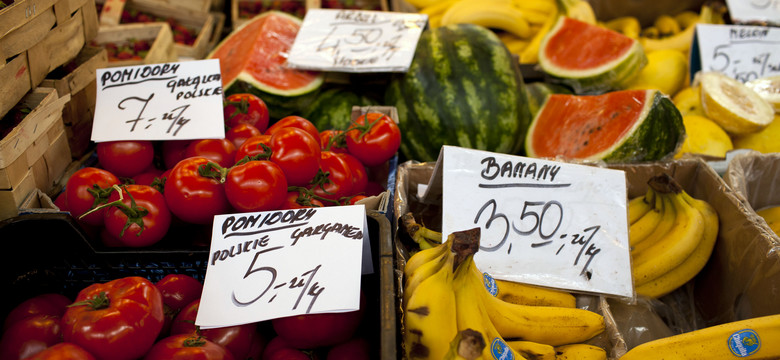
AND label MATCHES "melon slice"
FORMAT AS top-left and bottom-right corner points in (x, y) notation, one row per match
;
(745, 75), (780, 113)
(699, 71), (774, 136)
(209, 11), (324, 119)
(538, 16), (646, 94)
(525, 89), (684, 163)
